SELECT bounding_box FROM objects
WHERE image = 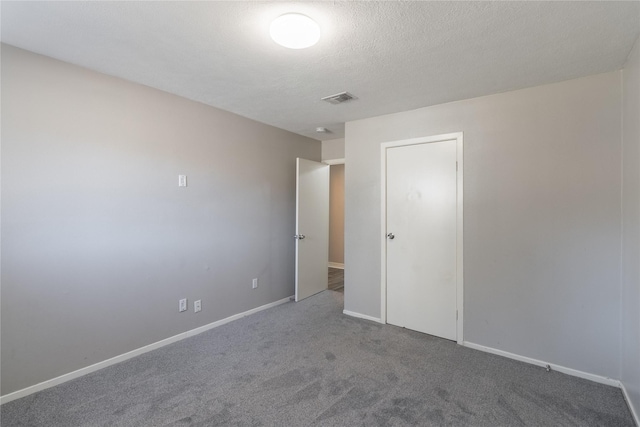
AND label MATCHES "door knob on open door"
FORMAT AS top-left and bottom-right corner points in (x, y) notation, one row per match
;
(387, 233), (395, 239)
(295, 234), (306, 240)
